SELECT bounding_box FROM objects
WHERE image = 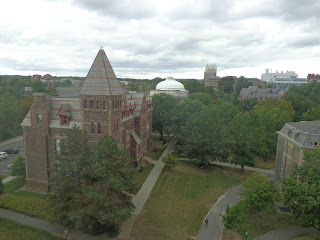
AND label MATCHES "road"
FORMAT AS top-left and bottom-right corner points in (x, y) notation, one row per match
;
(0, 146), (24, 175)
